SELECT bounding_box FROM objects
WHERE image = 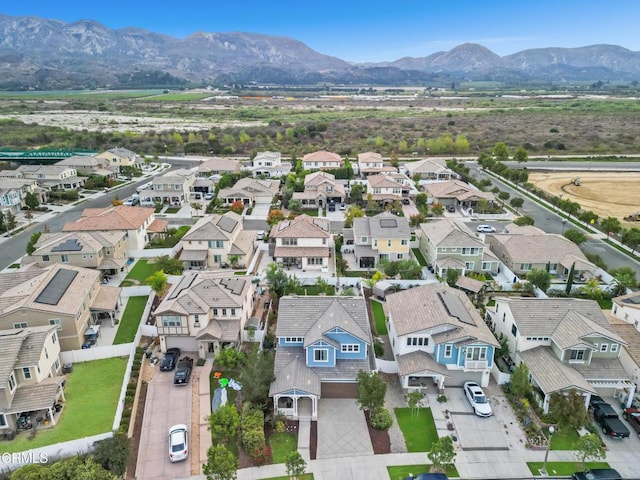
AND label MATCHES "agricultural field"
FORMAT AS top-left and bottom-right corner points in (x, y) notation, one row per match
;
(528, 171), (640, 224)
